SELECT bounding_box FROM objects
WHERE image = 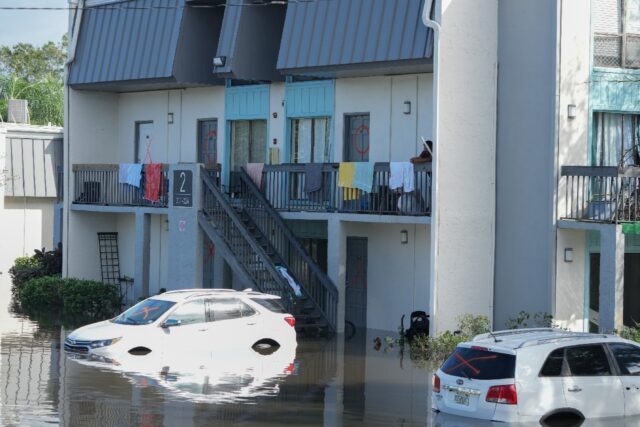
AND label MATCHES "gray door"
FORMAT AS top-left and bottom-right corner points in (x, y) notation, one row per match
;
(198, 119), (218, 166)
(346, 237), (368, 328)
(344, 114), (370, 162)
